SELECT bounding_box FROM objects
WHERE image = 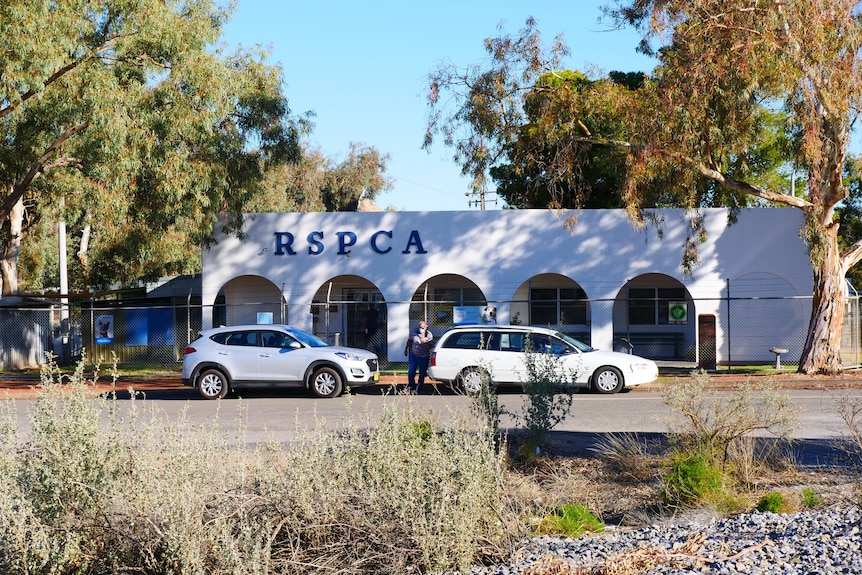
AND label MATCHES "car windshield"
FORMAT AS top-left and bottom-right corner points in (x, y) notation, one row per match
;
(286, 327), (329, 347)
(555, 331), (593, 352)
